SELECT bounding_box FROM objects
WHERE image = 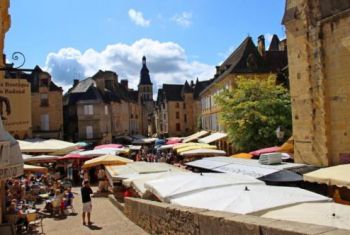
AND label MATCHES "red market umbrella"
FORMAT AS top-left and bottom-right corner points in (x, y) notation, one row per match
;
(249, 146), (280, 156)
(59, 153), (92, 160)
(94, 144), (123, 150)
(166, 139), (182, 145)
